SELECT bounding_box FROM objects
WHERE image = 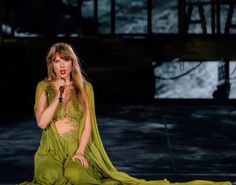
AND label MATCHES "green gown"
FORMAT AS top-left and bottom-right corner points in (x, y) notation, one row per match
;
(20, 80), (232, 185)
